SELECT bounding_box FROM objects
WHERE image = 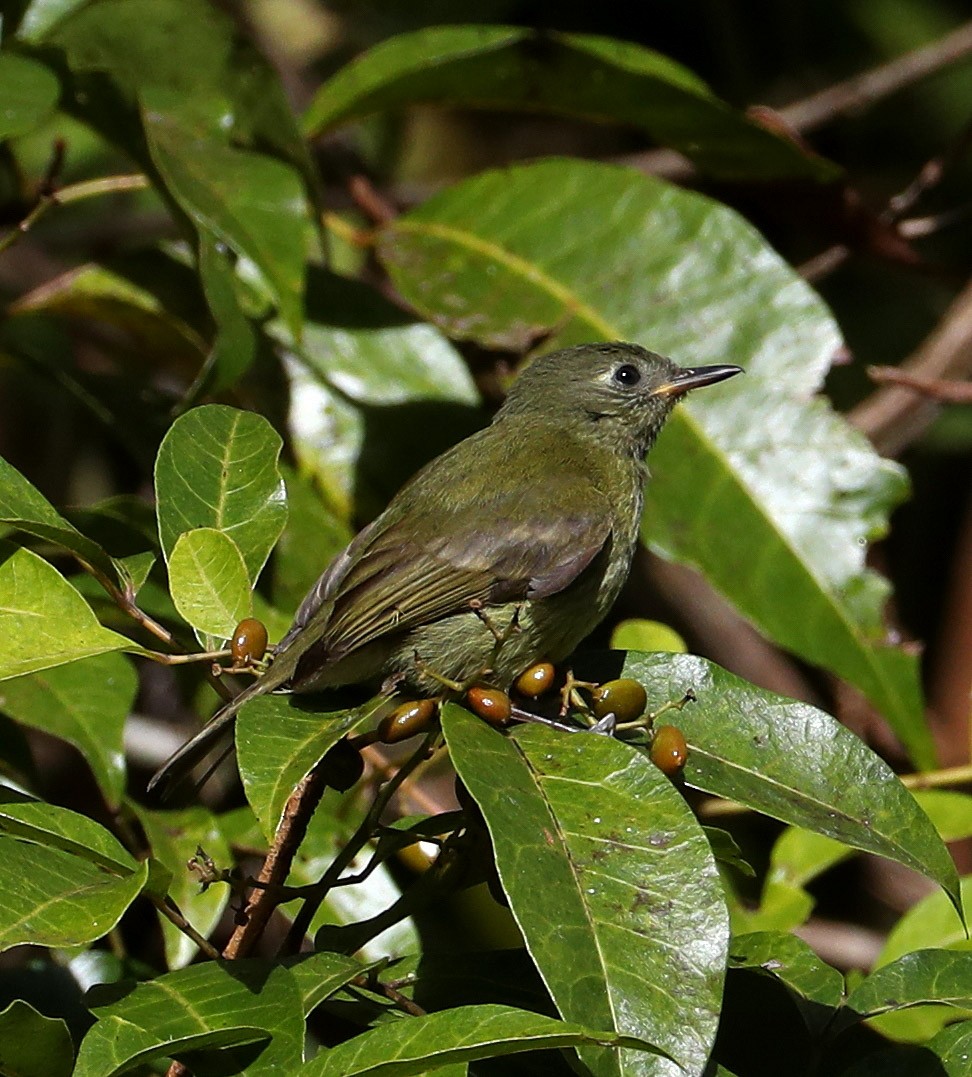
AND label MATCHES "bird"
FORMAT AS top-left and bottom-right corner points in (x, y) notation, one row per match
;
(147, 342), (740, 796)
